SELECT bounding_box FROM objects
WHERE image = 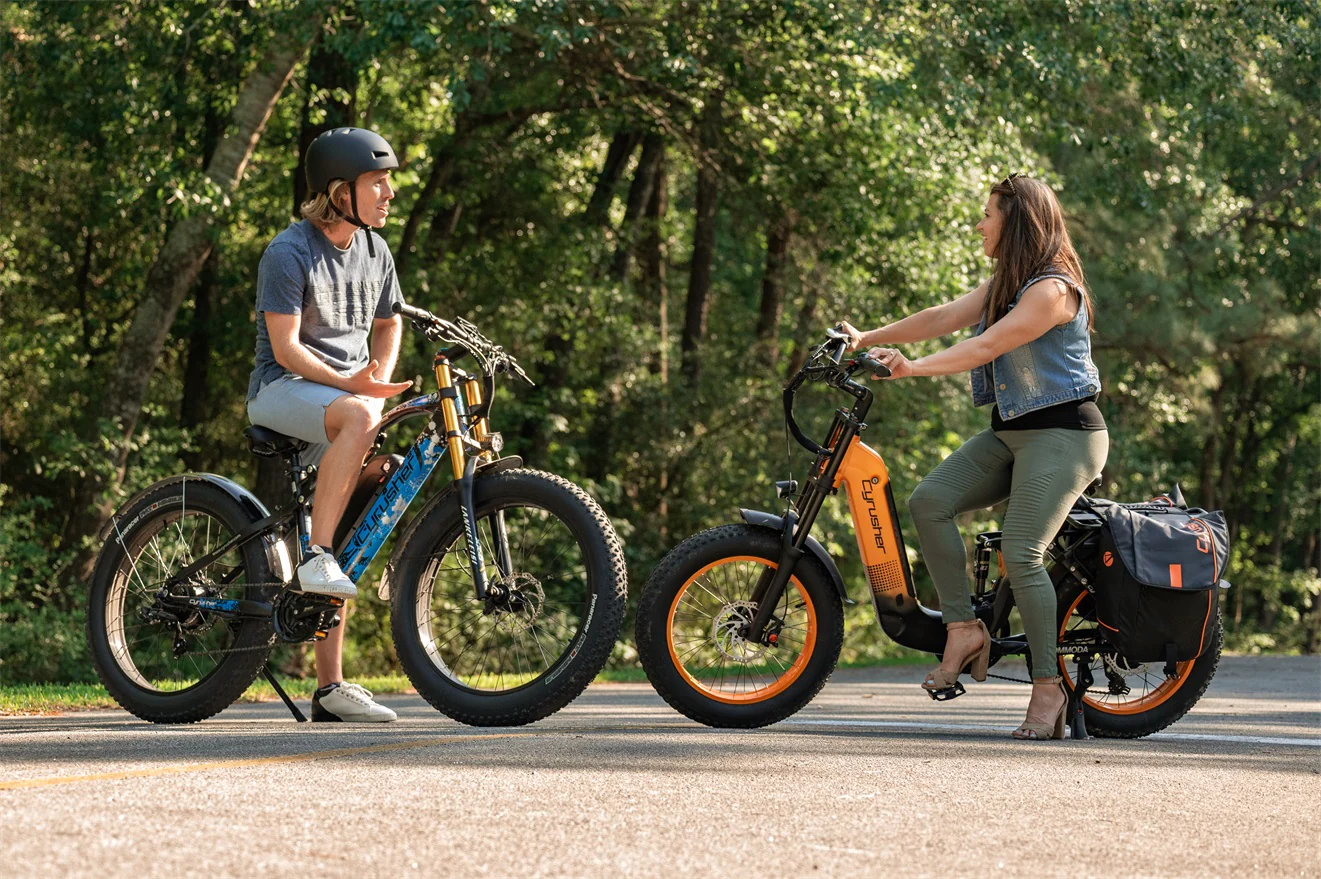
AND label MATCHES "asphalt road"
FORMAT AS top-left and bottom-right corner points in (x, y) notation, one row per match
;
(2, 655), (1317, 879)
